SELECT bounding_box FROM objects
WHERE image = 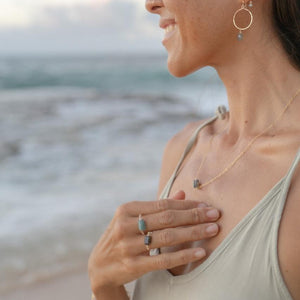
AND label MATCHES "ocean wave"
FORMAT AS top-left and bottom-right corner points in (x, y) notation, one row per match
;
(0, 55), (227, 293)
